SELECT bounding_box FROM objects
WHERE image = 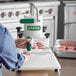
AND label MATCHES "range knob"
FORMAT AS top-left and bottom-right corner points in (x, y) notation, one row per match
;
(48, 9), (53, 14)
(8, 12), (13, 17)
(25, 10), (30, 14)
(1, 12), (6, 18)
(39, 9), (44, 14)
(15, 11), (20, 17)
